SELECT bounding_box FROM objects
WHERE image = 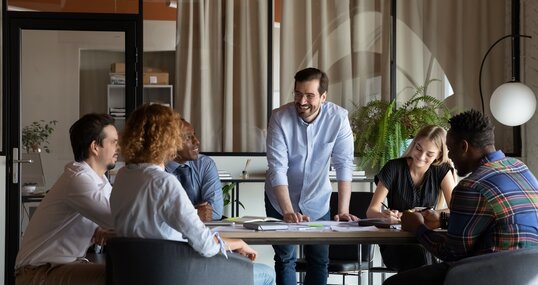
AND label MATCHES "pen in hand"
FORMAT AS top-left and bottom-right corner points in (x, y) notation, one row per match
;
(381, 202), (401, 220)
